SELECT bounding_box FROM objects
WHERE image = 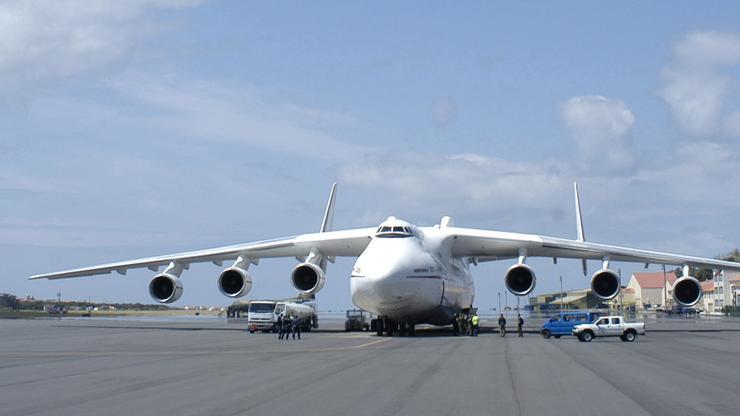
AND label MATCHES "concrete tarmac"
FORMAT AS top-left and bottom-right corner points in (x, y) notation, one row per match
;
(2, 318), (740, 416)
